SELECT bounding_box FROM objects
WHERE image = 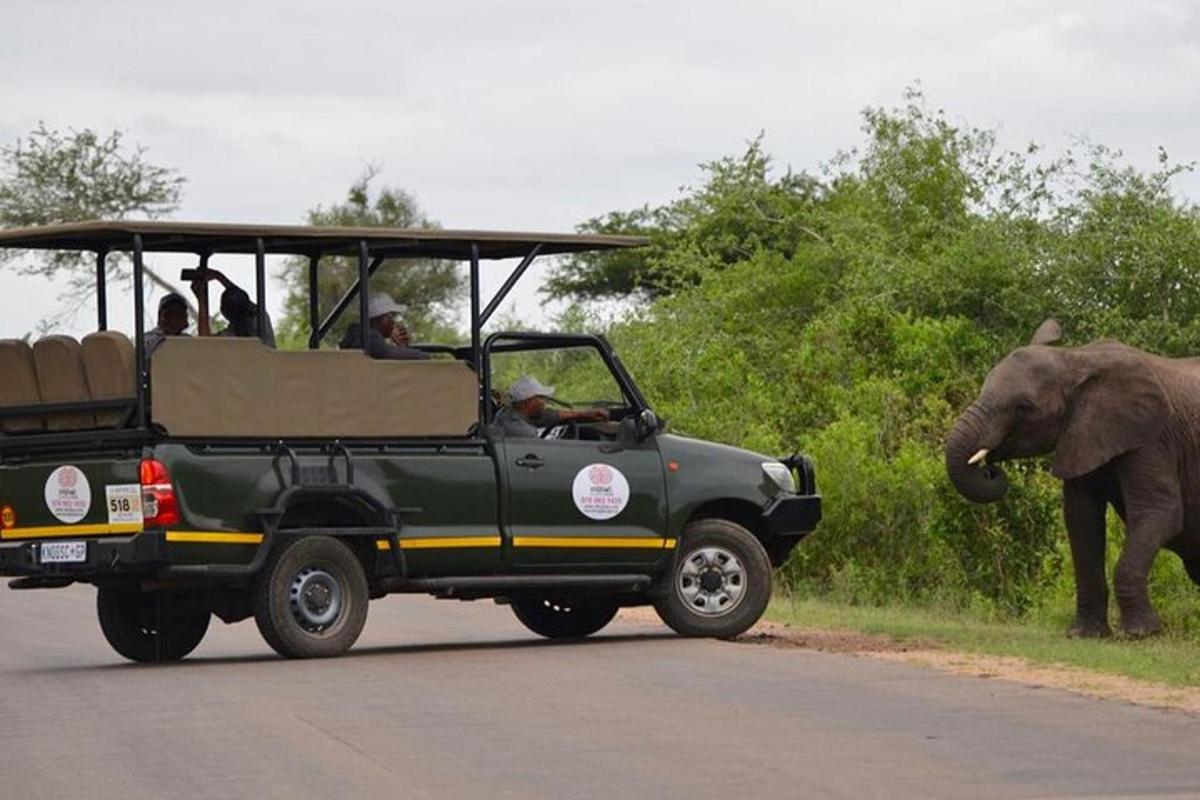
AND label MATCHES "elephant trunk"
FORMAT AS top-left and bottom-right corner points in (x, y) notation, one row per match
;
(945, 403), (1010, 504)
